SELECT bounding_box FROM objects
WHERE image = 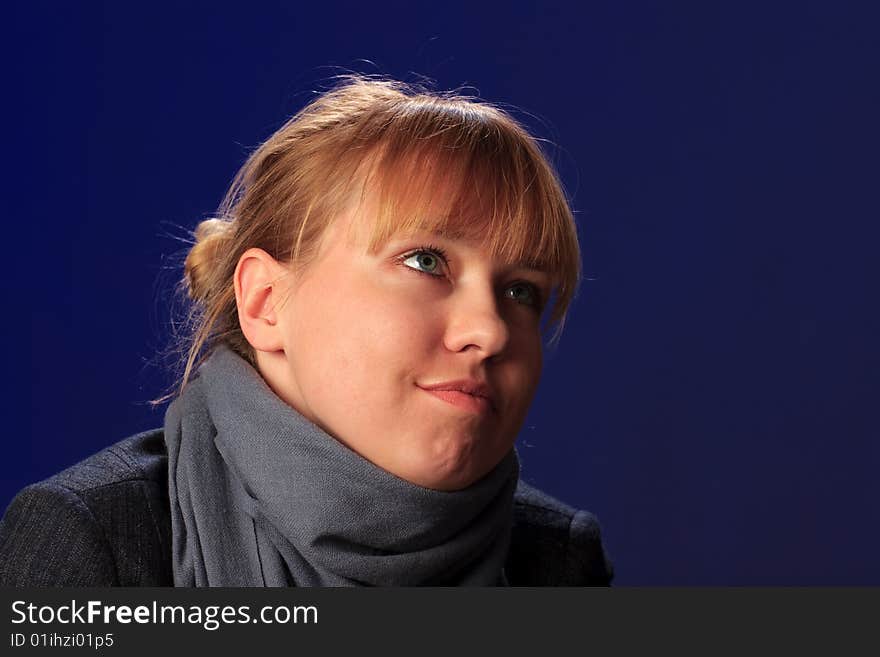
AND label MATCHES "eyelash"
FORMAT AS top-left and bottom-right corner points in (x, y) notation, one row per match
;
(398, 245), (544, 311)
(399, 244), (450, 277)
